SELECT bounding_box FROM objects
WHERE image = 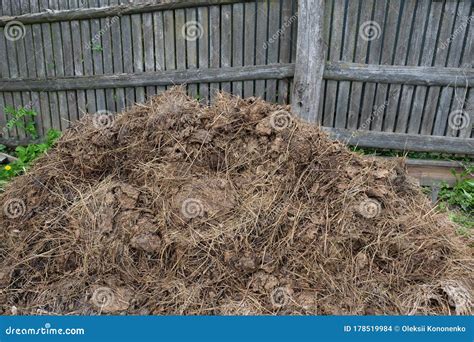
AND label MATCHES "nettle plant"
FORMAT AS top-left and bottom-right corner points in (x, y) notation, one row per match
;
(4, 105), (38, 138)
